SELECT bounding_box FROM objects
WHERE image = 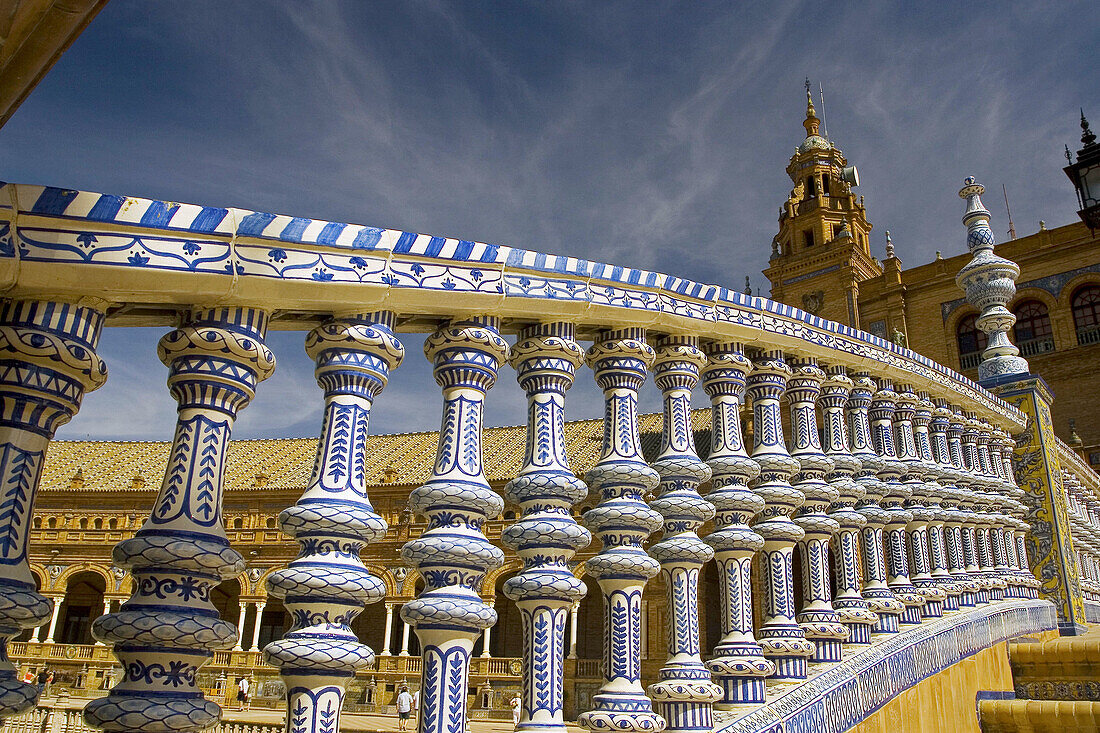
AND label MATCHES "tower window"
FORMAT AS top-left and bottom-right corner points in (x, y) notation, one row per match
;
(806, 176), (817, 198)
(1072, 284), (1100, 345)
(956, 313), (987, 370)
(1012, 300), (1053, 354)
(833, 224), (843, 239)
(803, 230), (814, 248)
(822, 176), (830, 196)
